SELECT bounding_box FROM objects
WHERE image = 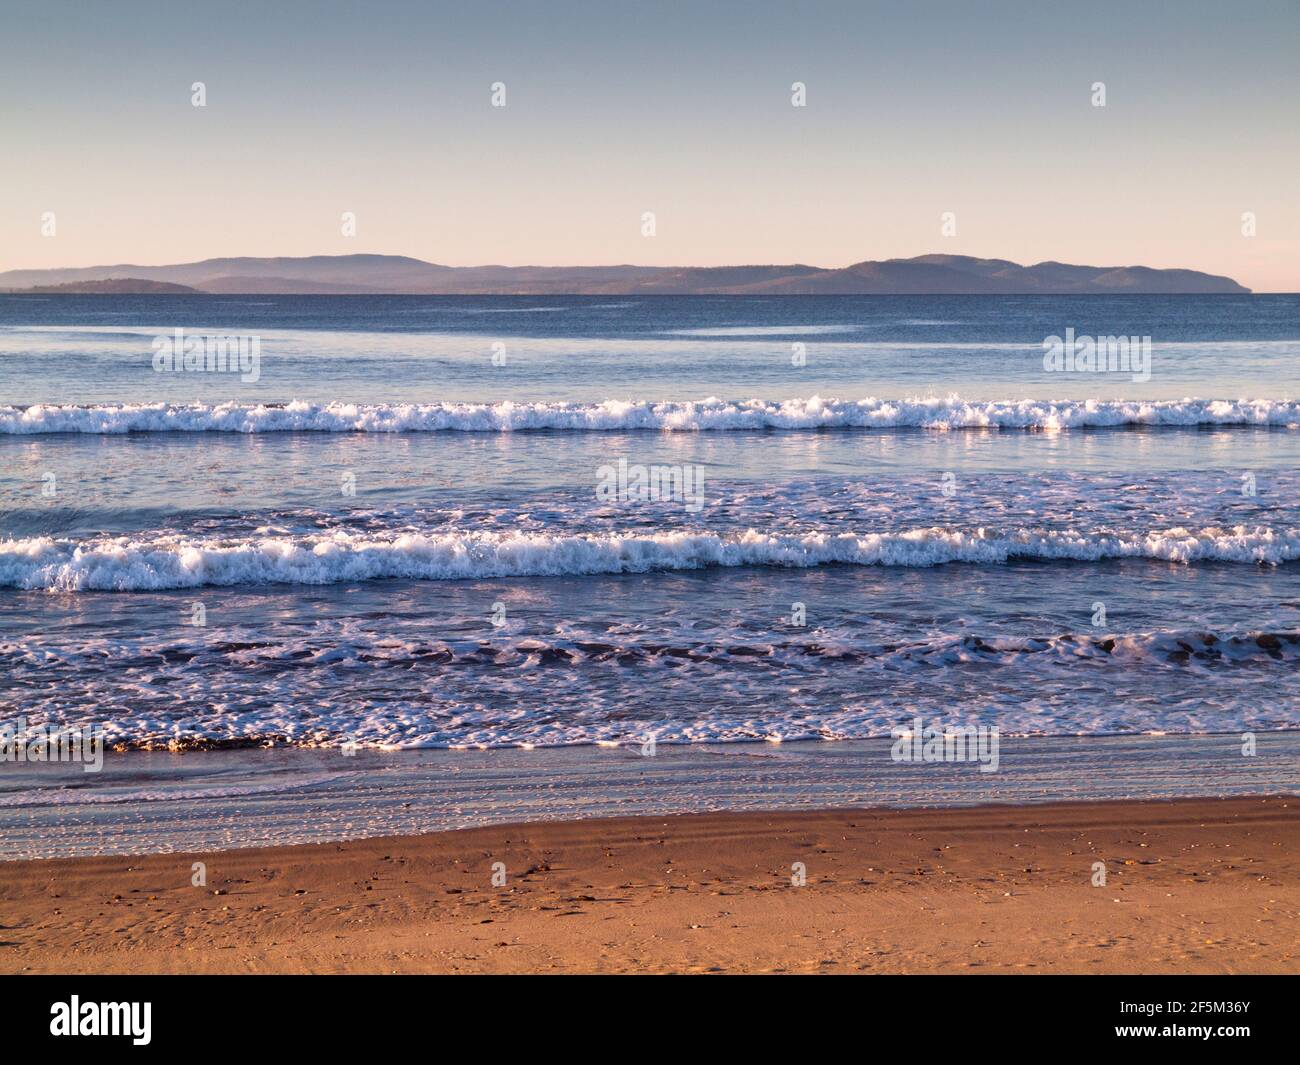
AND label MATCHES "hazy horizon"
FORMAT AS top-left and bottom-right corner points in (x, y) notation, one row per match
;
(0, 249), (1270, 275)
(3, 0), (1297, 290)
